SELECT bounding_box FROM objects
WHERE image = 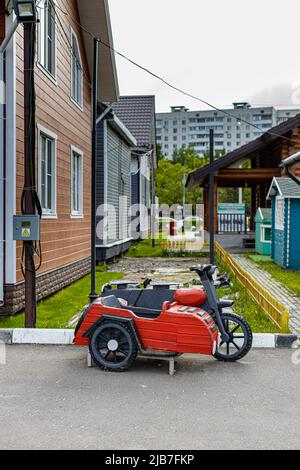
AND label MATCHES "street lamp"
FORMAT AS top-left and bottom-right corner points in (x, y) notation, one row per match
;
(13, 0), (37, 23)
